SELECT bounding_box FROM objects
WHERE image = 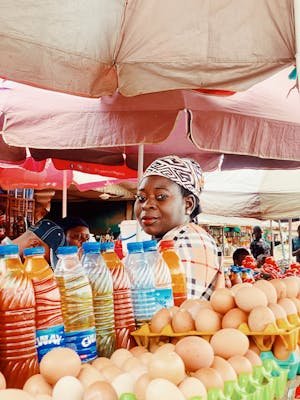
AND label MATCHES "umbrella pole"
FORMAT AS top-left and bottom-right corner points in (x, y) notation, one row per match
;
(288, 218), (292, 263)
(62, 170), (68, 218)
(278, 220), (286, 260)
(295, 0), (300, 82)
(270, 220), (274, 256)
(136, 144), (144, 241)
